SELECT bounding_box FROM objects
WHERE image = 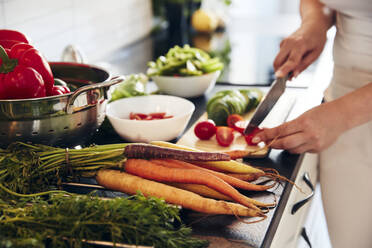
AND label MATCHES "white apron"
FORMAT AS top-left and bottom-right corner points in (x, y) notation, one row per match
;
(319, 1), (372, 247)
